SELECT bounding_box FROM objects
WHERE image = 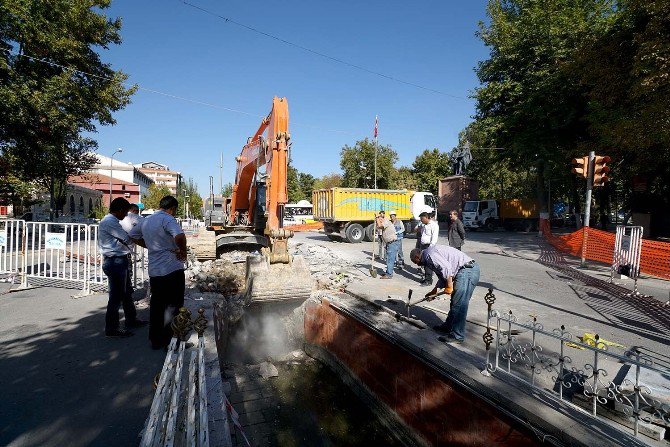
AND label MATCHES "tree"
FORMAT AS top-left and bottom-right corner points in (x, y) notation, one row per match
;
(179, 177), (203, 219)
(474, 0), (615, 211)
(221, 182), (233, 197)
(286, 163), (304, 202)
(411, 149), (451, 195)
(340, 138), (398, 189)
(313, 173), (342, 190)
(142, 184), (172, 211)
(392, 167), (418, 191)
(0, 1), (136, 219)
(298, 172), (315, 202)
